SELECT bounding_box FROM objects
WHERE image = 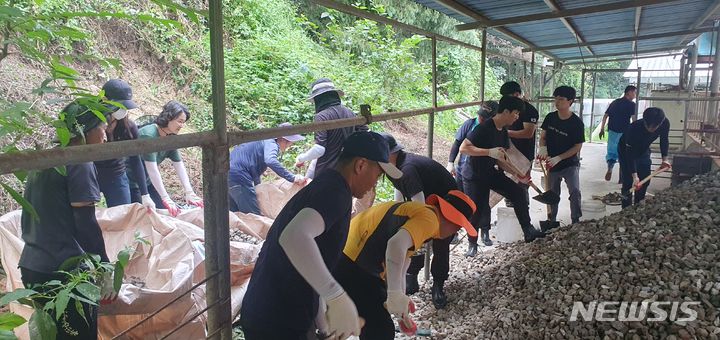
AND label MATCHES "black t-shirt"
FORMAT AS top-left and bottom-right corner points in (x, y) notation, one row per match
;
(540, 111), (585, 172)
(606, 97), (636, 133)
(509, 101), (539, 161)
(450, 117), (480, 164)
(240, 169), (353, 332)
(19, 162), (101, 273)
(95, 120), (139, 175)
(619, 118), (670, 160)
(389, 151), (457, 199)
(313, 105), (368, 176)
(461, 119), (510, 180)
